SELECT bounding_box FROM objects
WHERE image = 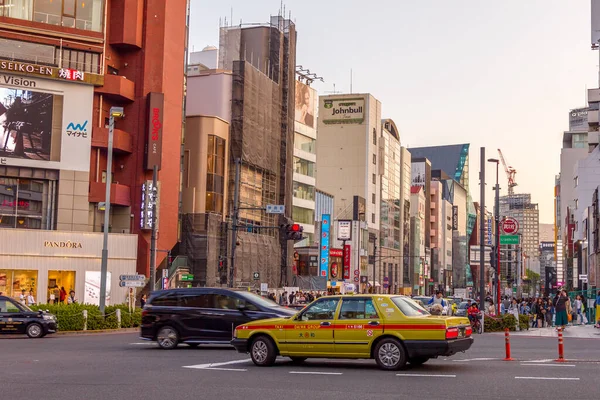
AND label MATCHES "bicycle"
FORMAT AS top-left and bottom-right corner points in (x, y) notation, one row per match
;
(469, 313), (483, 334)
